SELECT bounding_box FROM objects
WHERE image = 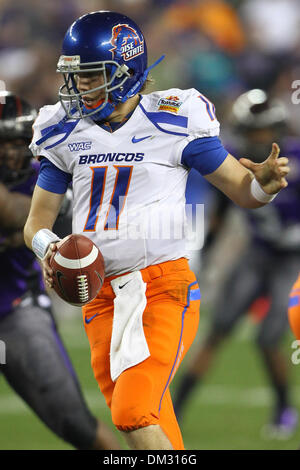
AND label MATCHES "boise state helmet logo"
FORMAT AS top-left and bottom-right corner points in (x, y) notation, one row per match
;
(110, 24), (144, 61)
